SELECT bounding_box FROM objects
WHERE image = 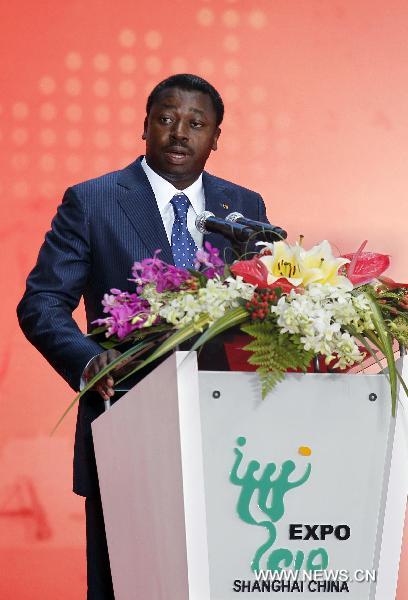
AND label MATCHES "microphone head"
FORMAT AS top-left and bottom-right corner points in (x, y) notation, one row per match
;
(226, 212), (244, 223)
(195, 210), (215, 234)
